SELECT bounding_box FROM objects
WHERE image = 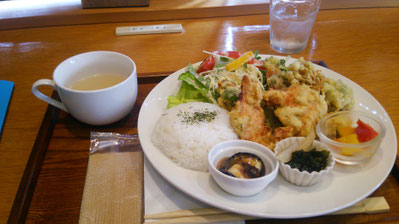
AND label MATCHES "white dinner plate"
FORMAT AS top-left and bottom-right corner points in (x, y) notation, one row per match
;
(137, 55), (397, 218)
